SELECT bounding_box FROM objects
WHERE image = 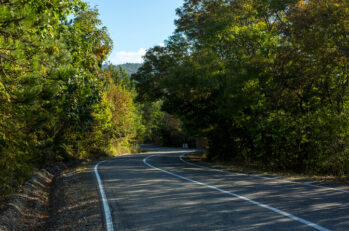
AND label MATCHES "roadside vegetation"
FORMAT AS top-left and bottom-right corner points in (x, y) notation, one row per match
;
(0, 0), (146, 208)
(1, 0), (348, 211)
(133, 0), (349, 176)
